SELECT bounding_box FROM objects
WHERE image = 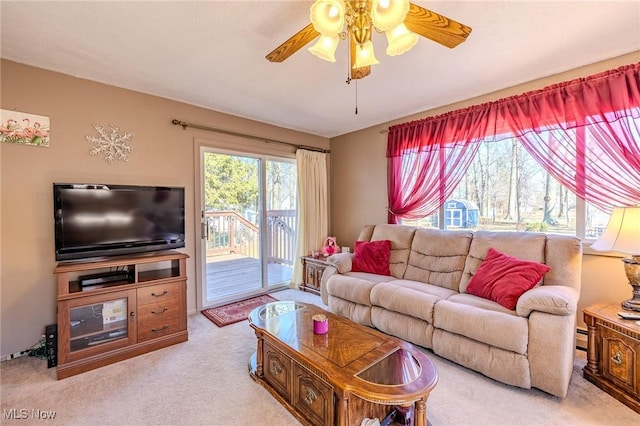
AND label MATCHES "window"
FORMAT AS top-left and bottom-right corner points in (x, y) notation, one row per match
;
(389, 64), (639, 241)
(402, 137), (612, 239)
